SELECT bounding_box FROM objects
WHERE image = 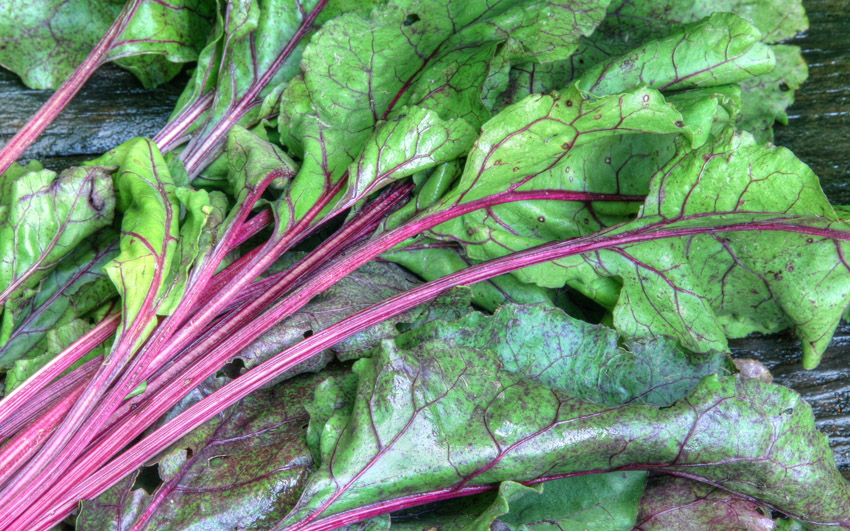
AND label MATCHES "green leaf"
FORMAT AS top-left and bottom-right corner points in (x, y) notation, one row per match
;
(633, 475), (775, 530)
(599, 0), (808, 45)
(154, 186), (228, 316)
(104, 138), (179, 348)
(77, 370), (338, 531)
(0, 229), (118, 369)
(176, 0), (379, 175)
(4, 318), (104, 395)
(107, 0), (216, 88)
(343, 106), (477, 205)
(0, 165), (115, 320)
(428, 84), (682, 300)
(281, 338), (850, 528)
(395, 303), (729, 406)
(617, 131), (847, 364)
(0, 0), (215, 90)
(392, 474), (646, 530)
(497, 473), (646, 530)
(575, 13), (775, 96)
(276, 0), (612, 227)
